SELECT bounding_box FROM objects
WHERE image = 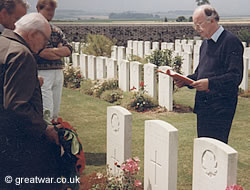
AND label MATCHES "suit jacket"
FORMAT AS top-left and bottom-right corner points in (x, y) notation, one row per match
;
(188, 30), (243, 119)
(0, 29), (47, 137)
